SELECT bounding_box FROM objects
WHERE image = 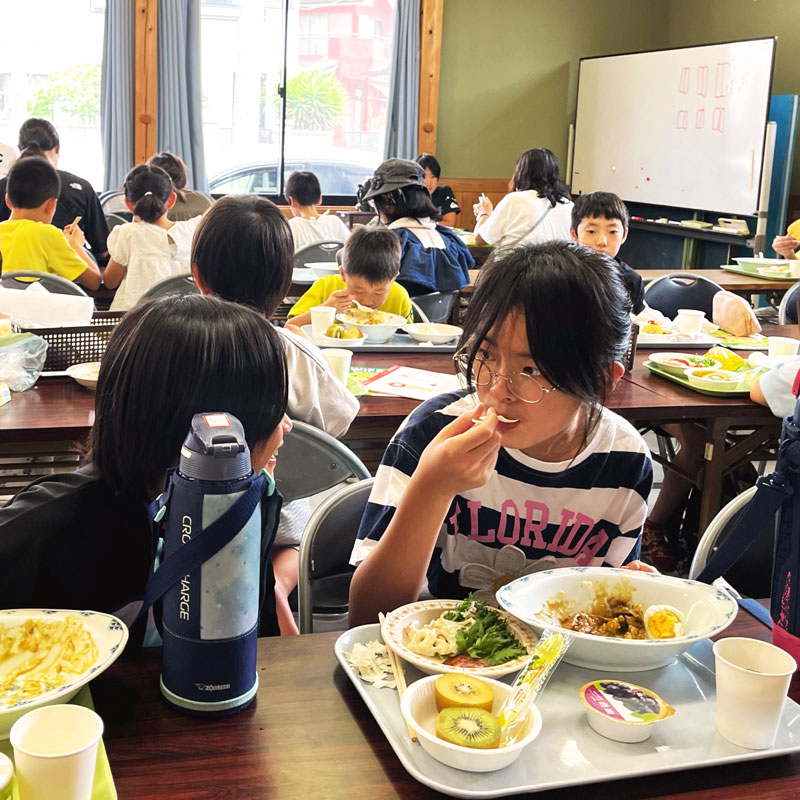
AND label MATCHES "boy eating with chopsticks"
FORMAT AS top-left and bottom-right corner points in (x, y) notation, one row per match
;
(0, 157), (101, 289)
